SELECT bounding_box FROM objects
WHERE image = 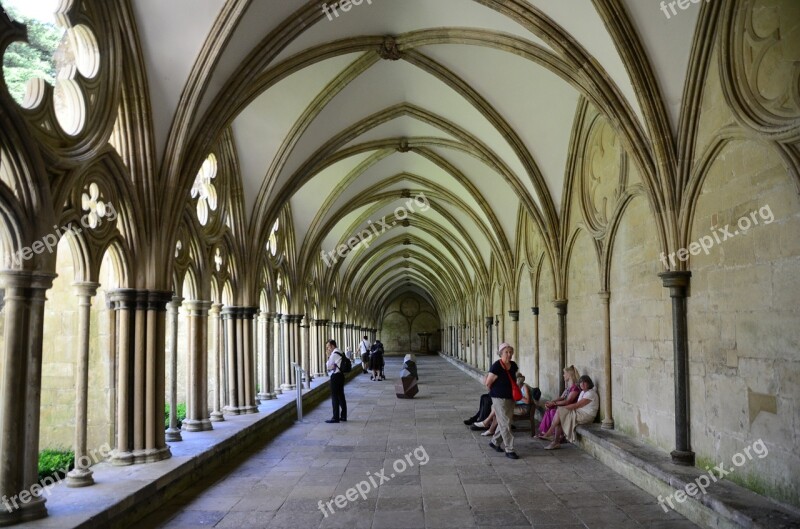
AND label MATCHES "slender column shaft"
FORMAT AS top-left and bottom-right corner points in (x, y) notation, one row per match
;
(182, 300), (213, 431)
(66, 282), (100, 487)
(0, 272), (55, 524)
(257, 312), (273, 400)
(273, 314), (283, 394)
(660, 272), (695, 466)
(599, 292), (614, 429)
(223, 307), (239, 413)
(236, 312), (246, 407)
(209, 304), (225, 421)
(531, 307), (540, 387)
(554, 300), (568, 394)
(165, 297), (183, 440)
(109, 289), (172, 466)
(242, 308), (258, 413)
(281, 314), (293, 389)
